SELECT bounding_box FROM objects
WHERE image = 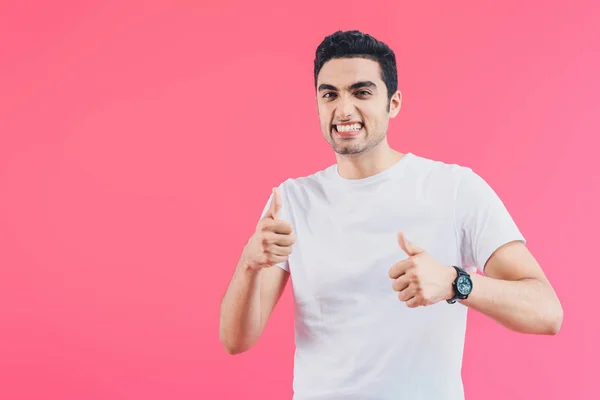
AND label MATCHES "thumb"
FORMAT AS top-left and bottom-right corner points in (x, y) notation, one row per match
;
(265, 187), (283, 220)
(397, 231), (424, 256)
